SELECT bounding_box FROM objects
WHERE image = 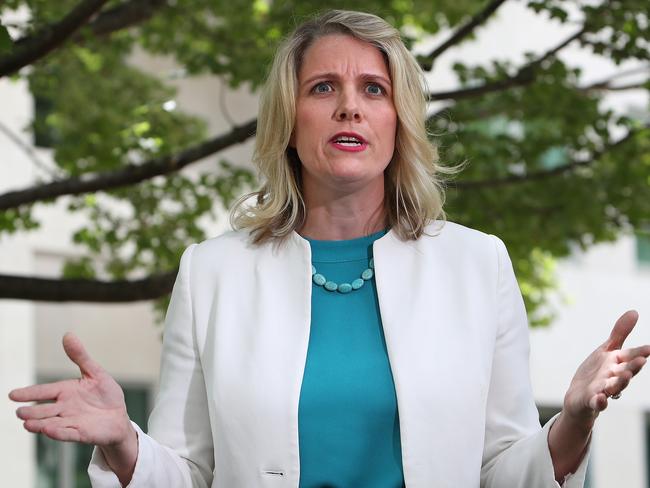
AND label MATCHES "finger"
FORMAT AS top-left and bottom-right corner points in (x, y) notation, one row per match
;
(611, 357), (647, 377)
(23, 416), (70, 435)
(42, 426), (81, 443)
(16, 402), (61, 420)
(24, 417), (83, 443)
(589, 392), (608, 411)
(62, 332), (103, 378)
(617, 345), (650, 363)
(9, 380), (68, 403)
(606, 310), (639, 351)
(603, 374), (632, 395)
